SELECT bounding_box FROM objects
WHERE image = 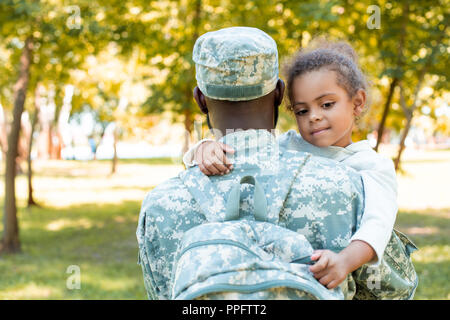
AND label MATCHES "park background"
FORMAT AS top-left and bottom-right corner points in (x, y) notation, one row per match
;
(0, 0), (448, 299)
